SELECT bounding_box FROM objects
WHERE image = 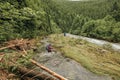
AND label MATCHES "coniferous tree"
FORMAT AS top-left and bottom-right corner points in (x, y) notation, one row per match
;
(111, 2), (120, 21)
